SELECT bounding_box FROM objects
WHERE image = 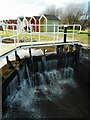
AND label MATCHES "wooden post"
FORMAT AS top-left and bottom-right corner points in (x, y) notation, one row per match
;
(6, 56), (14, 69)
(23, 63), (28, 79)
(15, 51), (21, 61)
